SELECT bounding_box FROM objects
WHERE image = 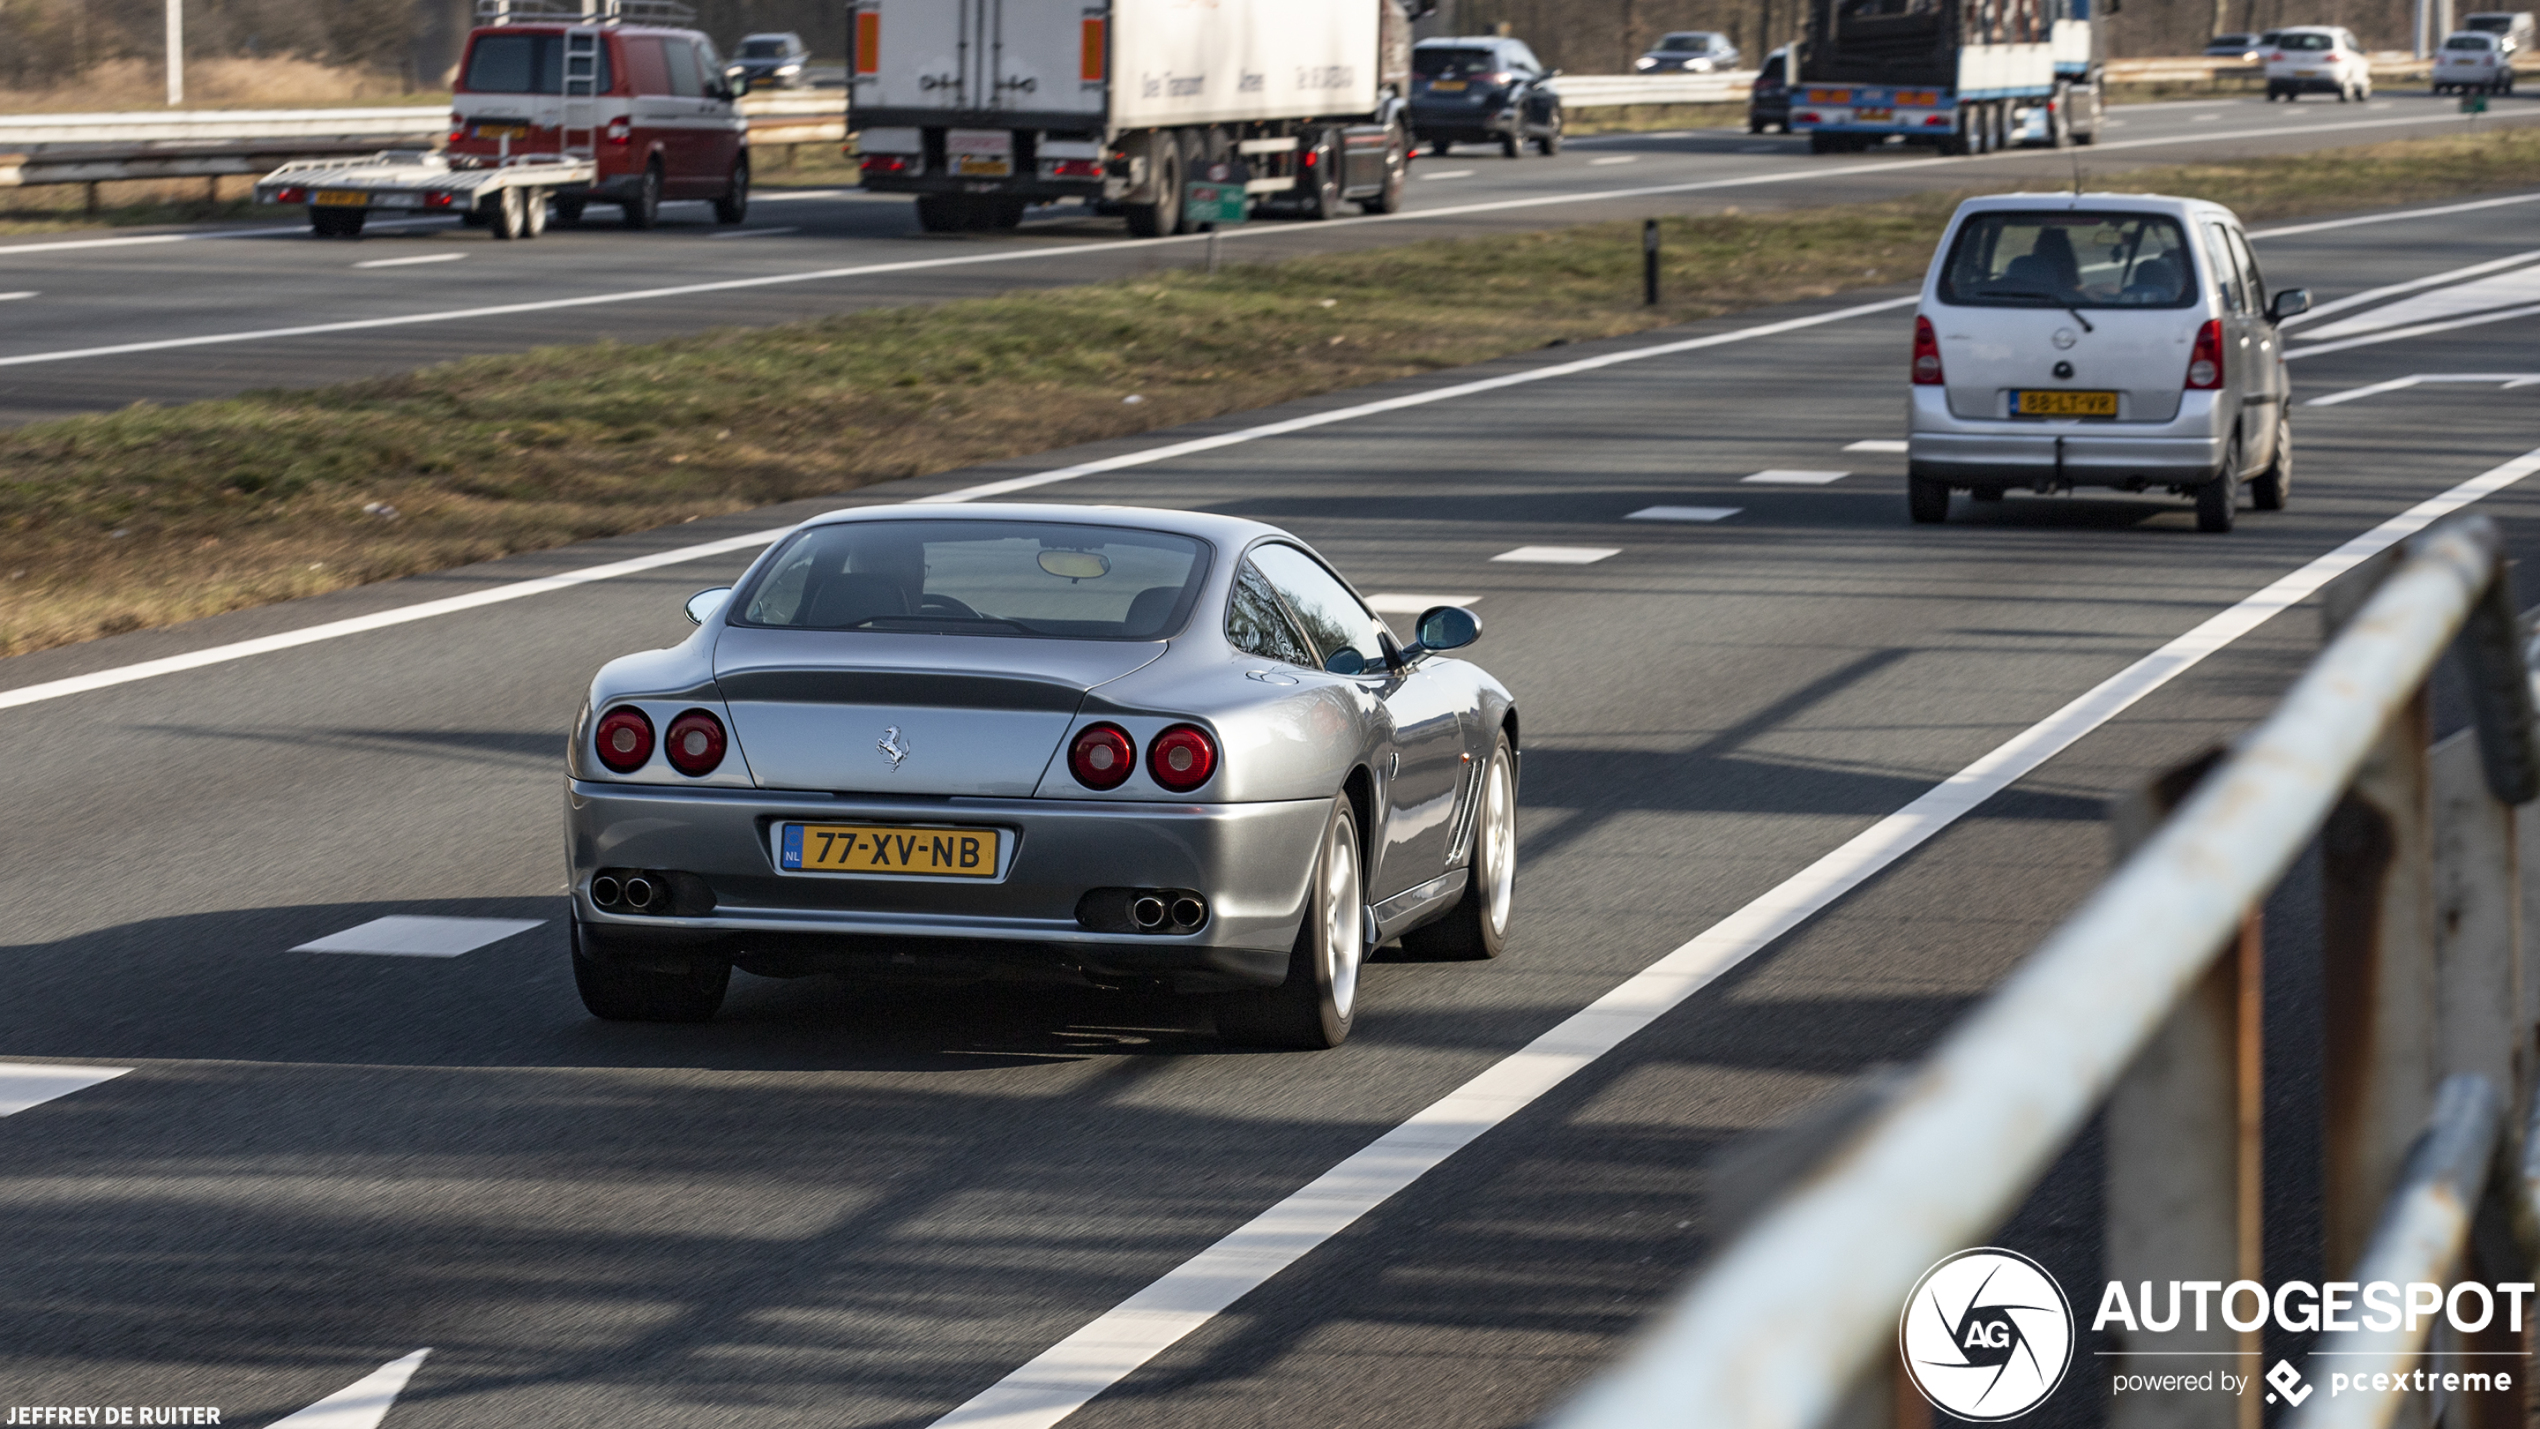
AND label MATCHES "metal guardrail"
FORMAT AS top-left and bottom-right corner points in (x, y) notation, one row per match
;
(1545, 514), (2540, 1429)
(0, 92), (841, 192)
